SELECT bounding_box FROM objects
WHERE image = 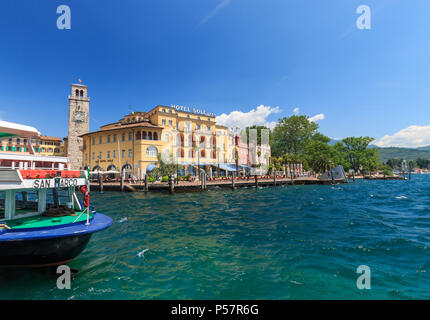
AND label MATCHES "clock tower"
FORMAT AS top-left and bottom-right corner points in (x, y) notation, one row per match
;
(67, 82), (90, 170)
